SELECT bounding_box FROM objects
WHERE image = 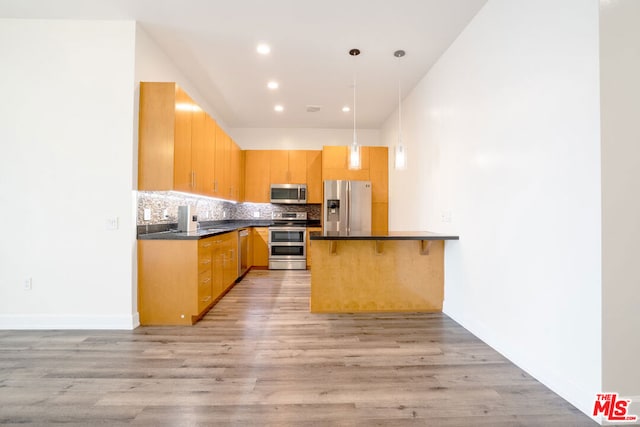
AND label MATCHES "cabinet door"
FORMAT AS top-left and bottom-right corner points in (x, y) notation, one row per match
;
(191, 108), (214, 196)
(369, 147), (388, 204)
(244, 151), (271, 202)
(218, 232), (237, 290)
(197, 238), (214, 312)
(138, 240), (199, 325)
(212, 238), (225, 299)
(252, 227), (269, 267)
(372, 202), (388, 233)
(288, 150), (307, 183)
(201, 114), (217, 196)
(213, 123), (229, 199)
(269, 150), (289, 183)
(230, 141), (241, 201)
(321, 145), (370, 181)
(138, 82), (176, 190)
(306, 150), (322, 203)
(173, 86), (194, 192)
